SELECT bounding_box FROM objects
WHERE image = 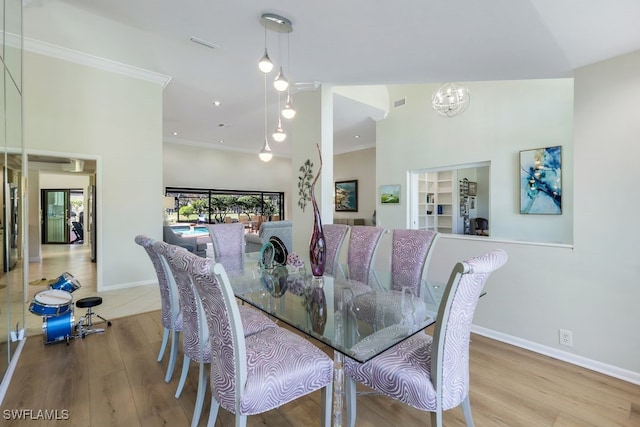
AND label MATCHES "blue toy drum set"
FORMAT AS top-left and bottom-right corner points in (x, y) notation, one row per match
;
(28, 272), (82, 345)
